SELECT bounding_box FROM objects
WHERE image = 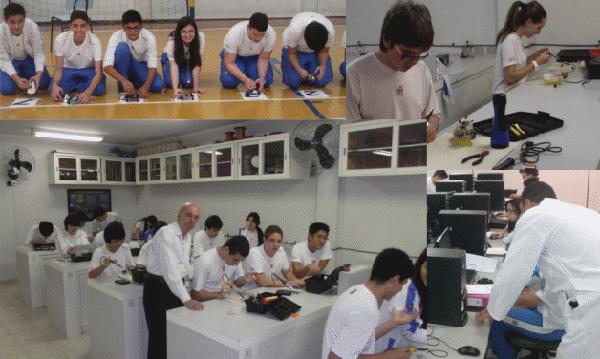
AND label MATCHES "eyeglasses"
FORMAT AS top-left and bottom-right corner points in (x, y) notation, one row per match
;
(394, 45), (429, 62)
